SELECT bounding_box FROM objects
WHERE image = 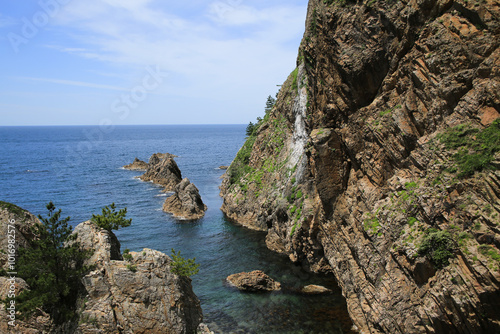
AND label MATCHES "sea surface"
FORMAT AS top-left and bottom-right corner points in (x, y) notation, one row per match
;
(0, 125), (352, 333)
